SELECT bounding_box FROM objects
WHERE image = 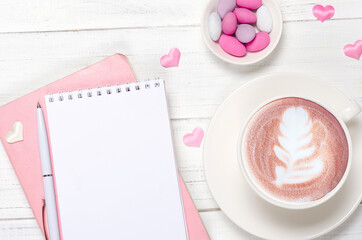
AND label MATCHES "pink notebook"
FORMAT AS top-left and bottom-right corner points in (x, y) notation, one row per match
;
(0, 54), (209, 239)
